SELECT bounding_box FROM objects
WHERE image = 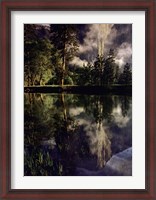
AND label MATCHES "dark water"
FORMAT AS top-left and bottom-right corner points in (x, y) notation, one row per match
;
(24, 93), (132, 176)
